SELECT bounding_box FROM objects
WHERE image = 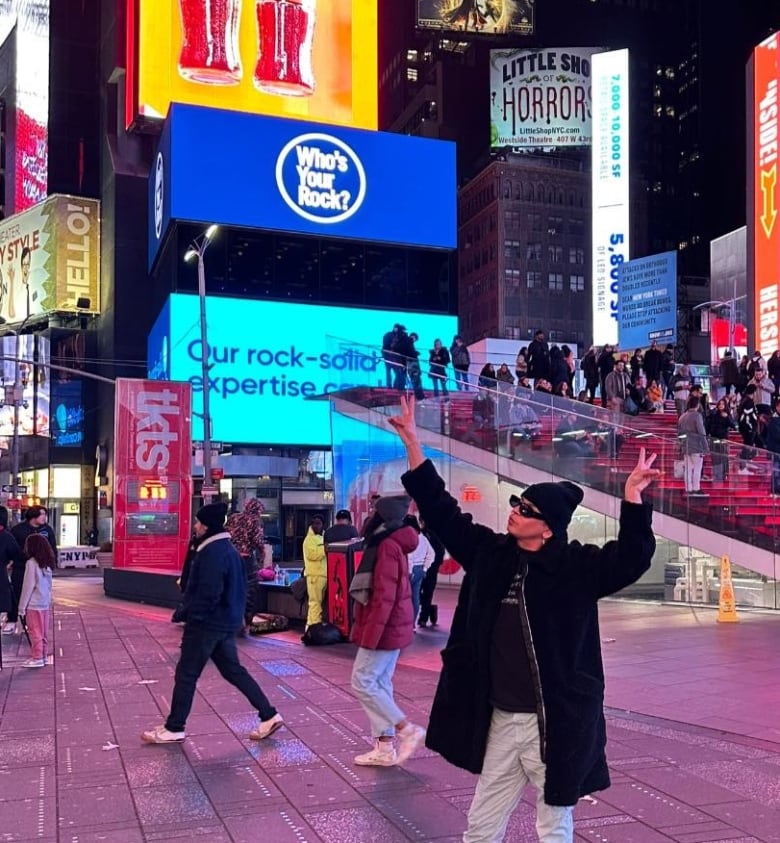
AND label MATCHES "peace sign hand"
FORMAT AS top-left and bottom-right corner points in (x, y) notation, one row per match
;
(624, 447), (660, 503)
